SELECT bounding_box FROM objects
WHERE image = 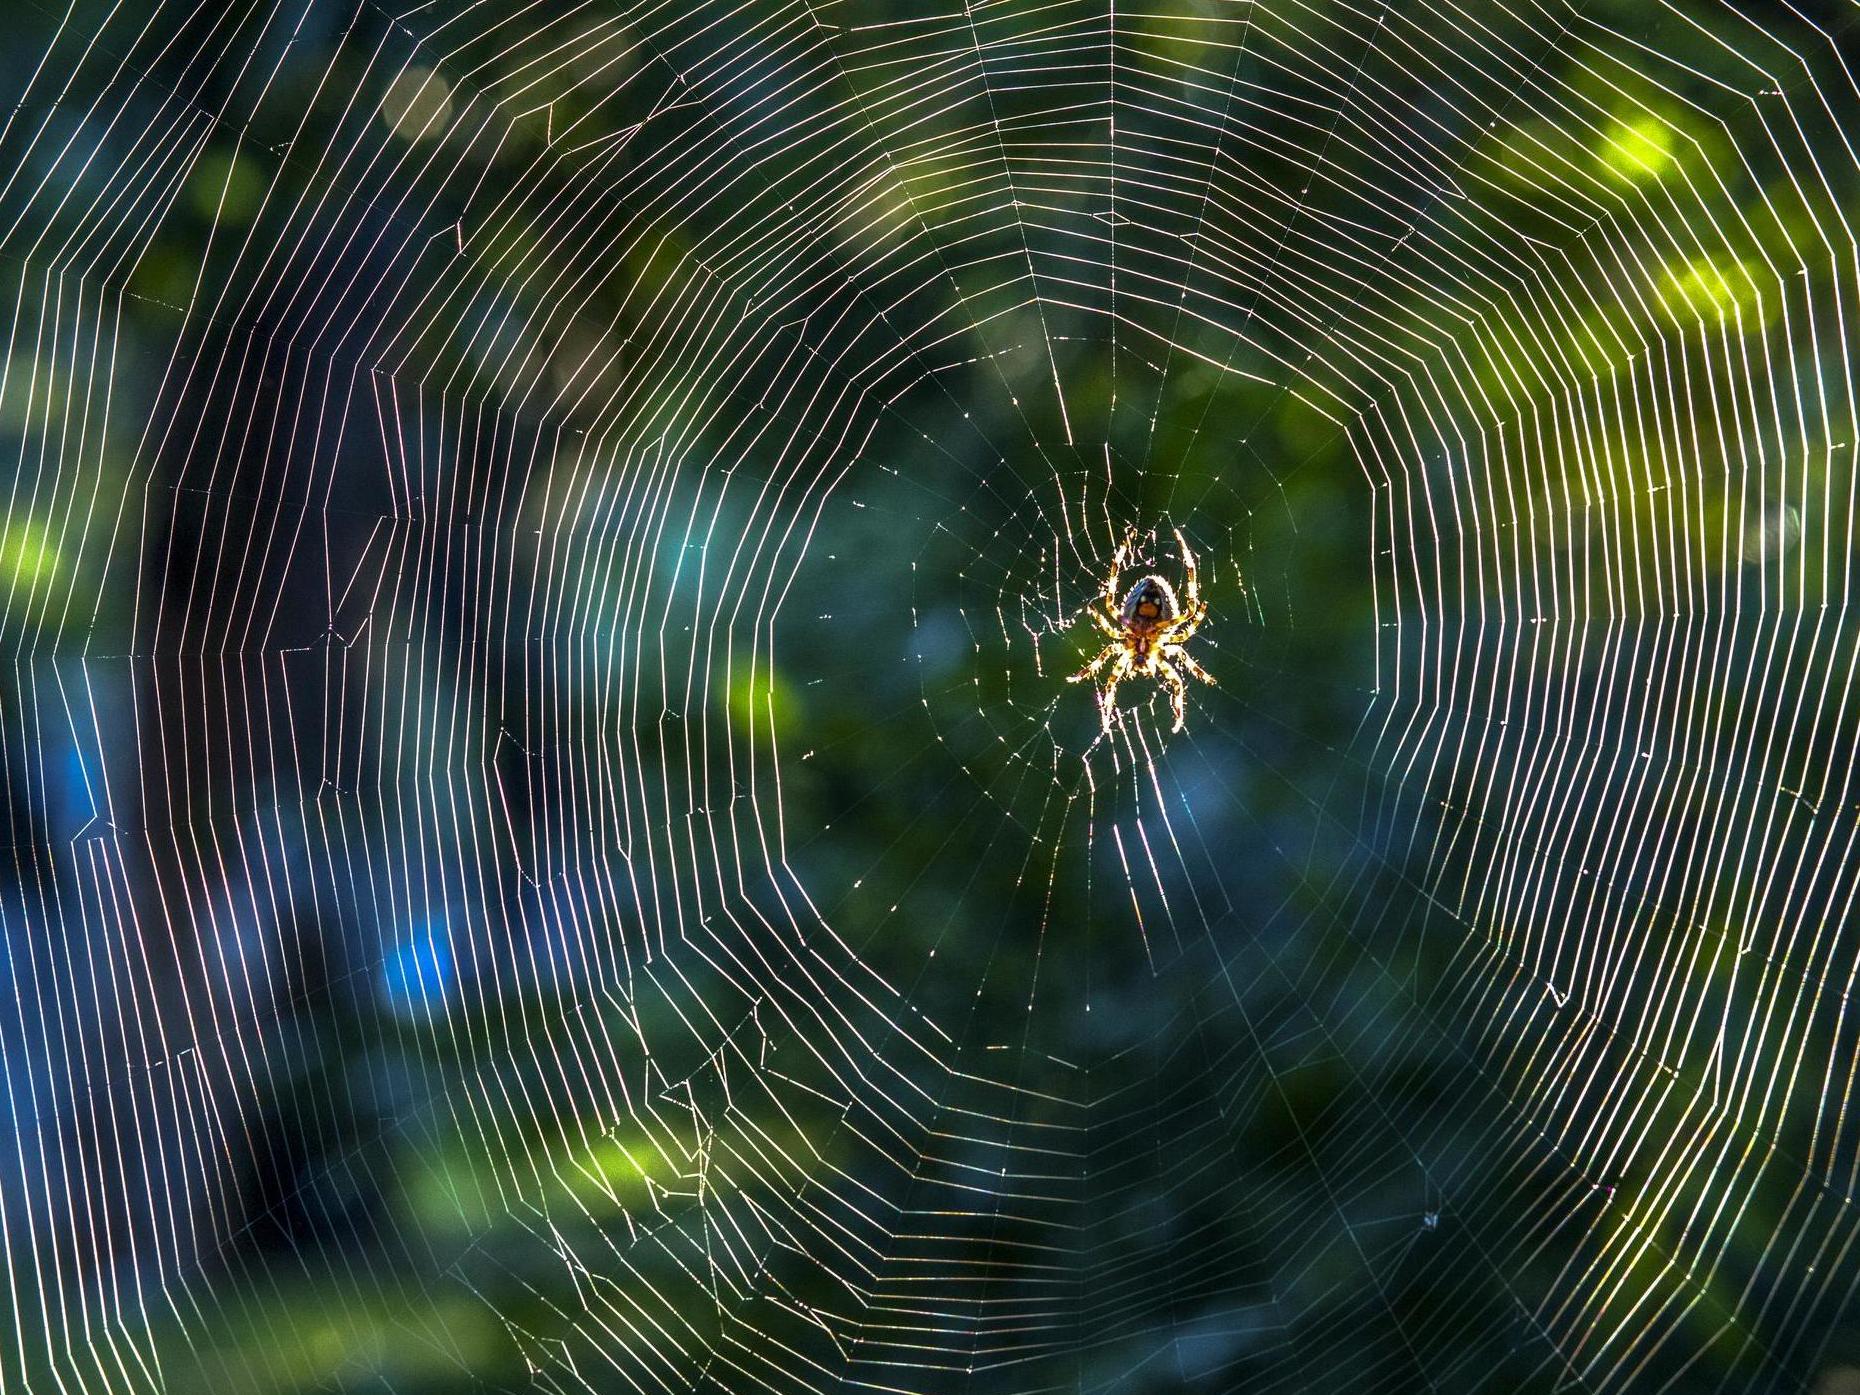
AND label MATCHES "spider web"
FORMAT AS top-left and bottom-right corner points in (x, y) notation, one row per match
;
(0, 0), (1856, 1390)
